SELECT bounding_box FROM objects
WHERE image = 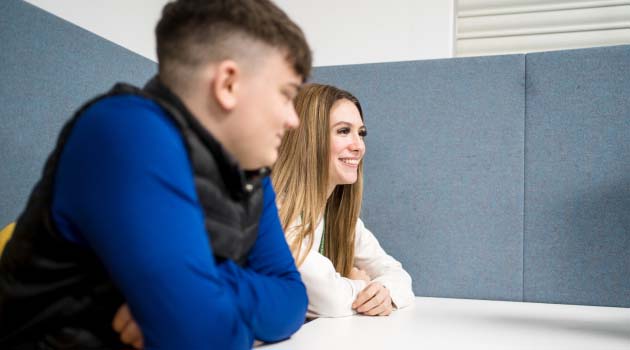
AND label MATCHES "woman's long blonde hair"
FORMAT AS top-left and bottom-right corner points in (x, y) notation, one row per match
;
(271, 83), (364, 277)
